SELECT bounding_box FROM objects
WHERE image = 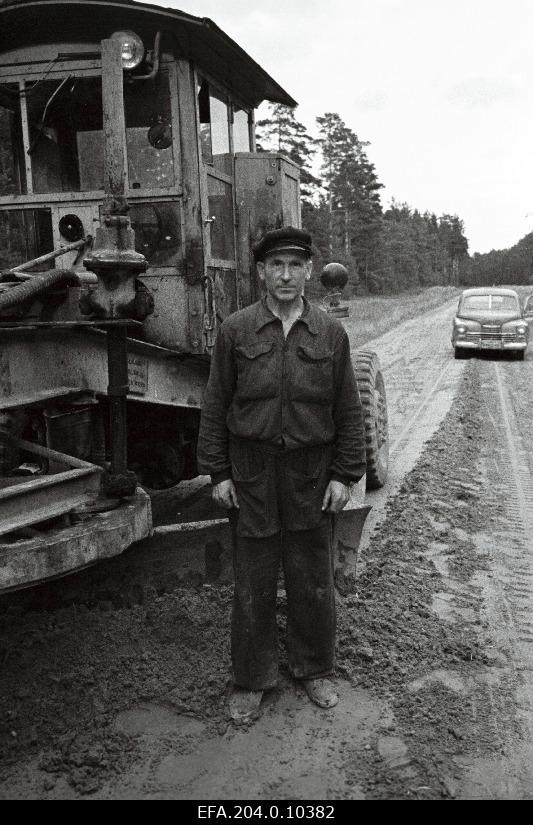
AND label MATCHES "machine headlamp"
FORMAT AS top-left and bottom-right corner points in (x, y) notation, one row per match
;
(111, 30), (145, 70)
